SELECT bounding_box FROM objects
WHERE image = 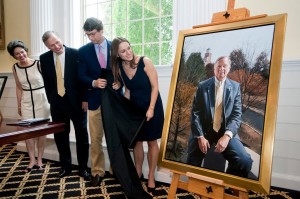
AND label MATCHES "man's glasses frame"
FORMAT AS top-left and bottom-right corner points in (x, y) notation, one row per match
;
(84, 30), (99, 37)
